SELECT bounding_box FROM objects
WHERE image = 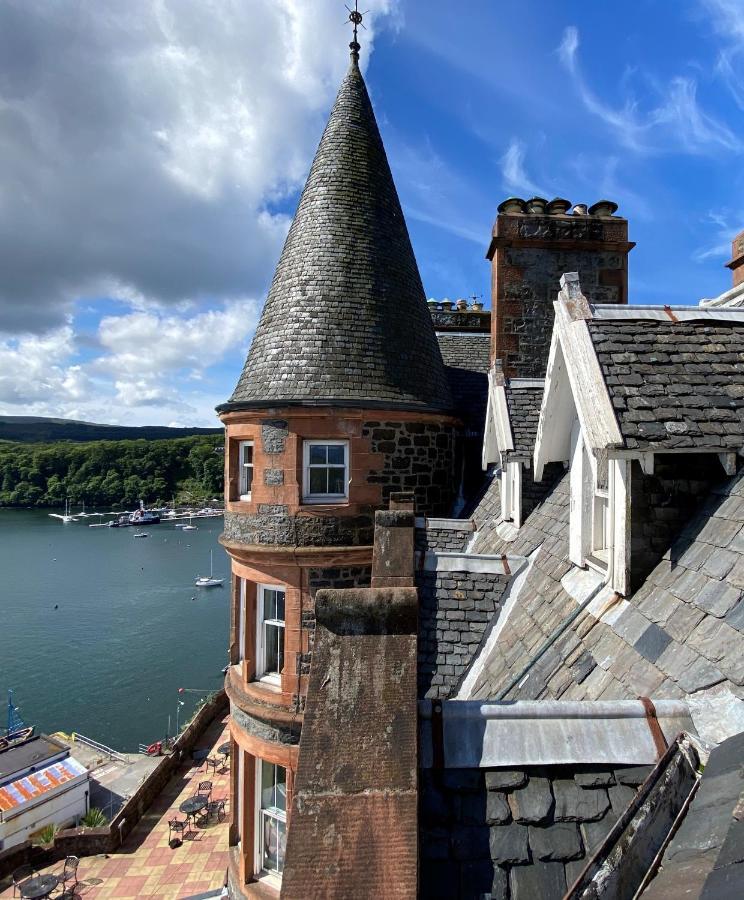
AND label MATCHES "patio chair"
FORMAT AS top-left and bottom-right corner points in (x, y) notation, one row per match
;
(57, 855), (79, 892)
(207, 798), (227, 822)
(168, 818), (190, 845)
(12, 865), (35, 897)
(204, 756), (220, 775)
(197, 780), (213, 801)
